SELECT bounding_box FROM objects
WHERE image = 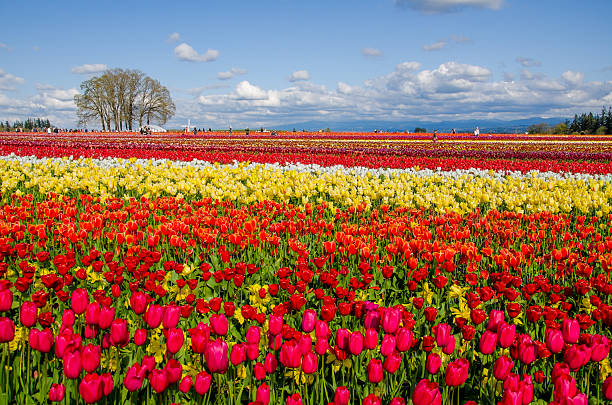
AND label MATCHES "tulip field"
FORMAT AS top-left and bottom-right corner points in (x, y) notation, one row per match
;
(1, 131), (612, 405)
